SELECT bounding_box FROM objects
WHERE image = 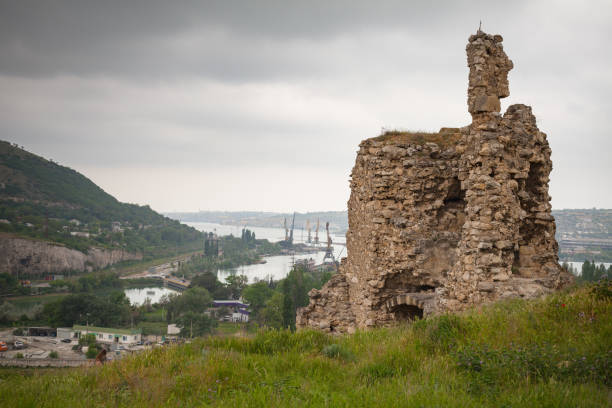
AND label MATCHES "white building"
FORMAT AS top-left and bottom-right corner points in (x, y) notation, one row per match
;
(73, 325), (142, 345)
